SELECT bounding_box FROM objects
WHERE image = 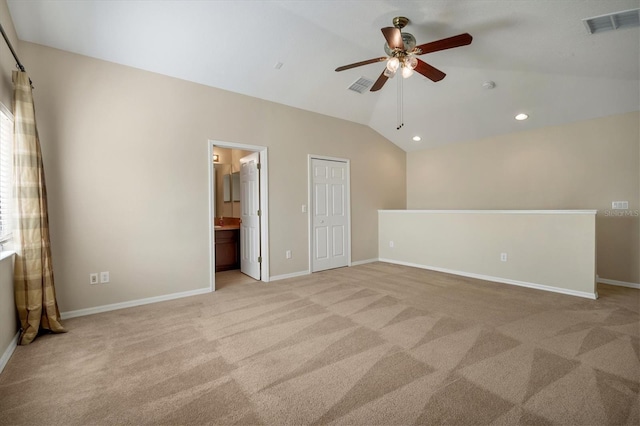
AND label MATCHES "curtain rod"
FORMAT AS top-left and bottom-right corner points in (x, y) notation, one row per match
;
(0, 21), (26, 72)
